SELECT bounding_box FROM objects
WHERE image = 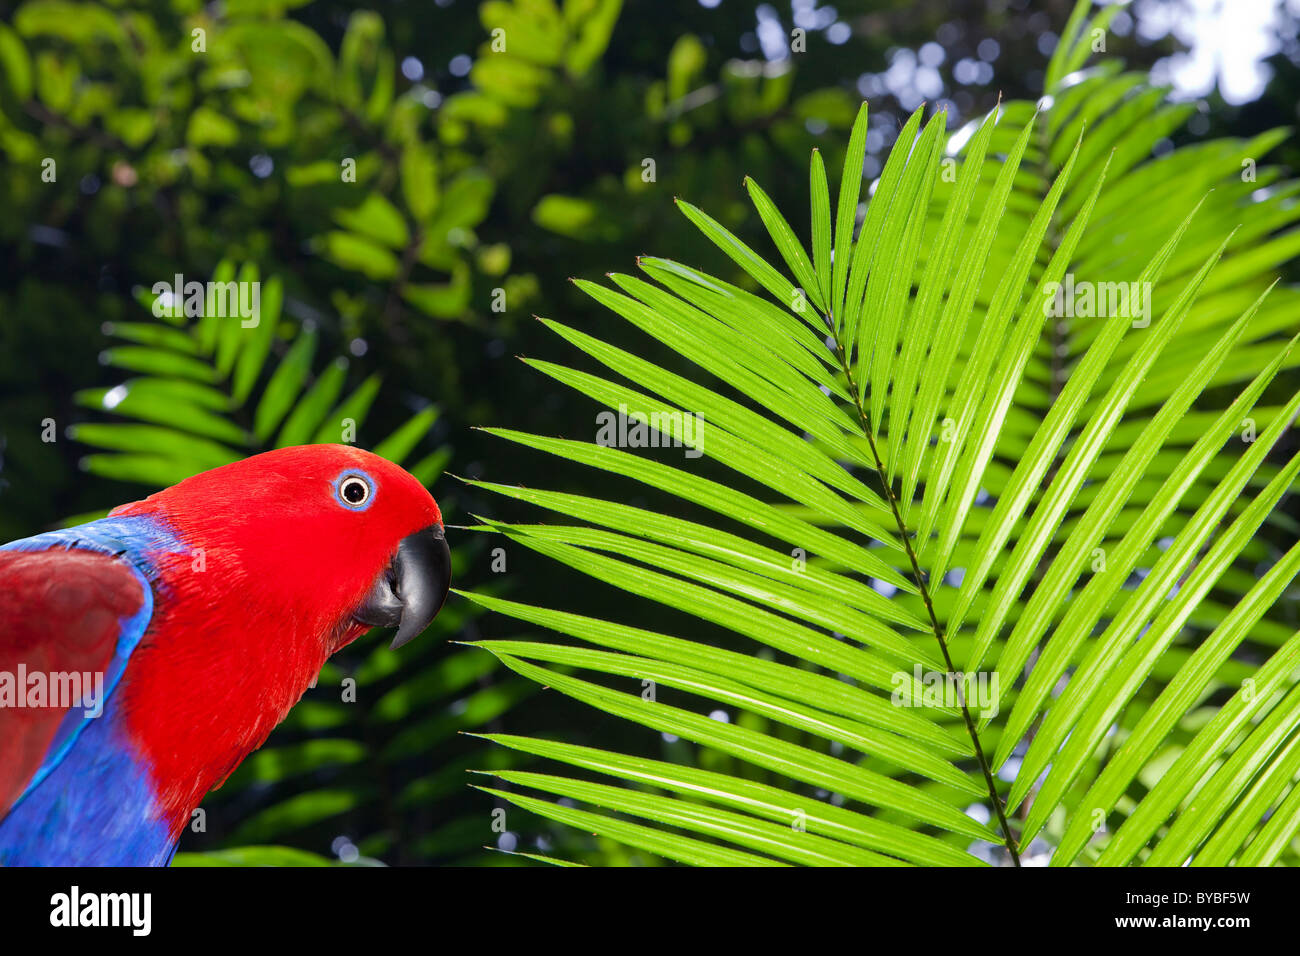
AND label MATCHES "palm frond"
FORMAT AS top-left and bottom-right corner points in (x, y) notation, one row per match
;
(466, 0), (1300, 867)
(71, 259), (446, 490)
